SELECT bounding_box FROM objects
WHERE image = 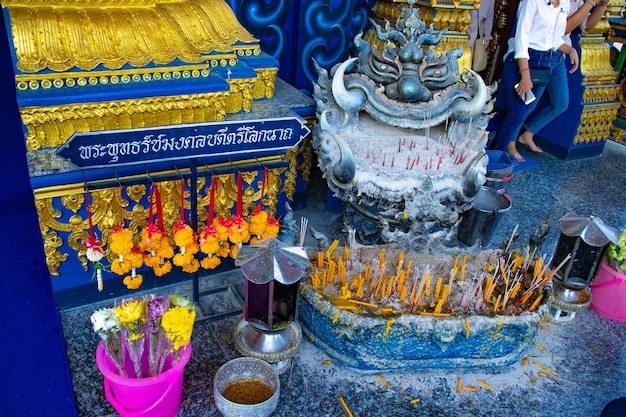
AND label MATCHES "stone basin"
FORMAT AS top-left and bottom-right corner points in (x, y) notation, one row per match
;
(298, 284), (549, 371)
